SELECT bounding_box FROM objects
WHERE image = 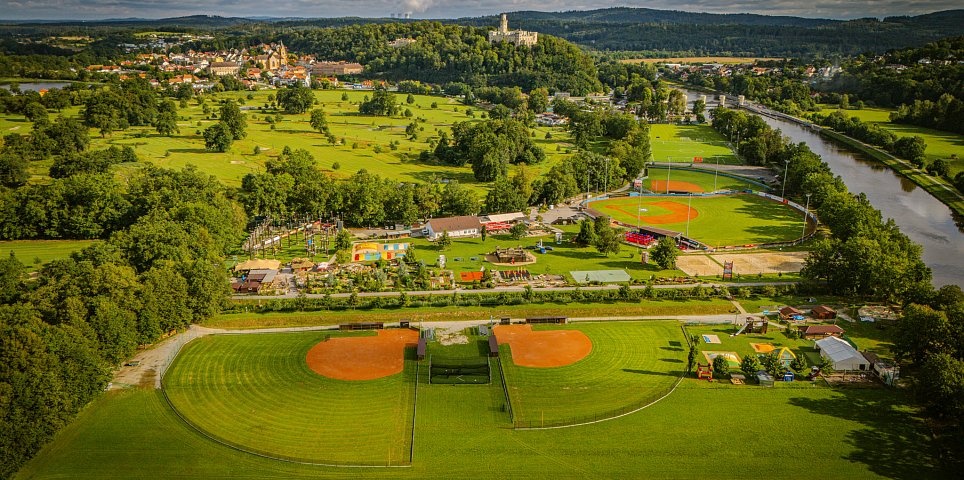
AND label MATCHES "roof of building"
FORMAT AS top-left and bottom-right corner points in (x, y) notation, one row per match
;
(427, 215), (481, 232)
(482, 212), (526, 224)
(799, 325), (845, 335)
(779, 306), (804, 315)
(812, 305), (837, 315)
(234, 259), (282, 272)
(815, 336), (864, 364)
